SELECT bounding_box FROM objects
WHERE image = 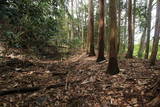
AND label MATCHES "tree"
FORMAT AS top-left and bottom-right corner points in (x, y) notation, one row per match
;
(117, 0), (122, 54)
(138, 28), (147, 58)
(132, 0), (136, 49)
(150, 0), (160, 65)
(96, 0), (105, 62)
(122, 0), (128, 54)
(126, 0), (134, 58)
(87, 0), (96, 56)
(107, 0), (120, 75)
(144, 0), (153, 59)
(138, 1), (148, 58)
